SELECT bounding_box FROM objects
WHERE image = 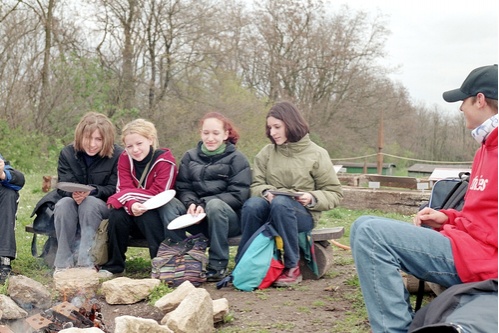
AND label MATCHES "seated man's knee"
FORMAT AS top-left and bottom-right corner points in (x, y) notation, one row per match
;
(350, 215), (377, 245)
